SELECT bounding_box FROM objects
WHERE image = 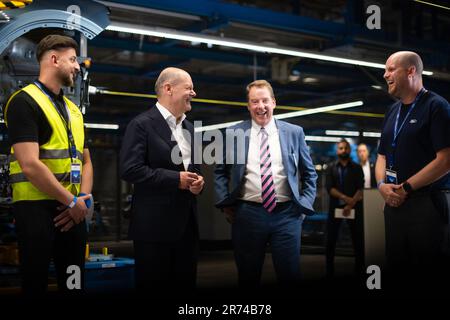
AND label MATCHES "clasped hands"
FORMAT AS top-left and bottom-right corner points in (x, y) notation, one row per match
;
(54, 193), (92, 232)
(341, 195), (357, 217)
(179, 171), (204, 195)
(379, 183), (408, 208)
